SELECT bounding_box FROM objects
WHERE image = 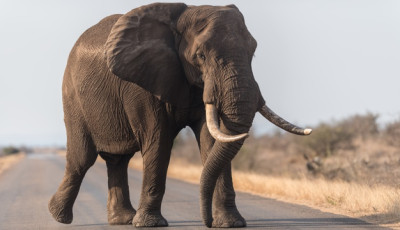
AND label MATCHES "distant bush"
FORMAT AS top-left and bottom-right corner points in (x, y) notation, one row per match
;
(383, 120), (400, 147)
(337, 113), (379, 140)
(2, 146), (20, 155)
(171, 128), (201, 164)
(294, 122), (354, 158)
(293, 113), (379, 159)
(232, 143), (256, 171)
